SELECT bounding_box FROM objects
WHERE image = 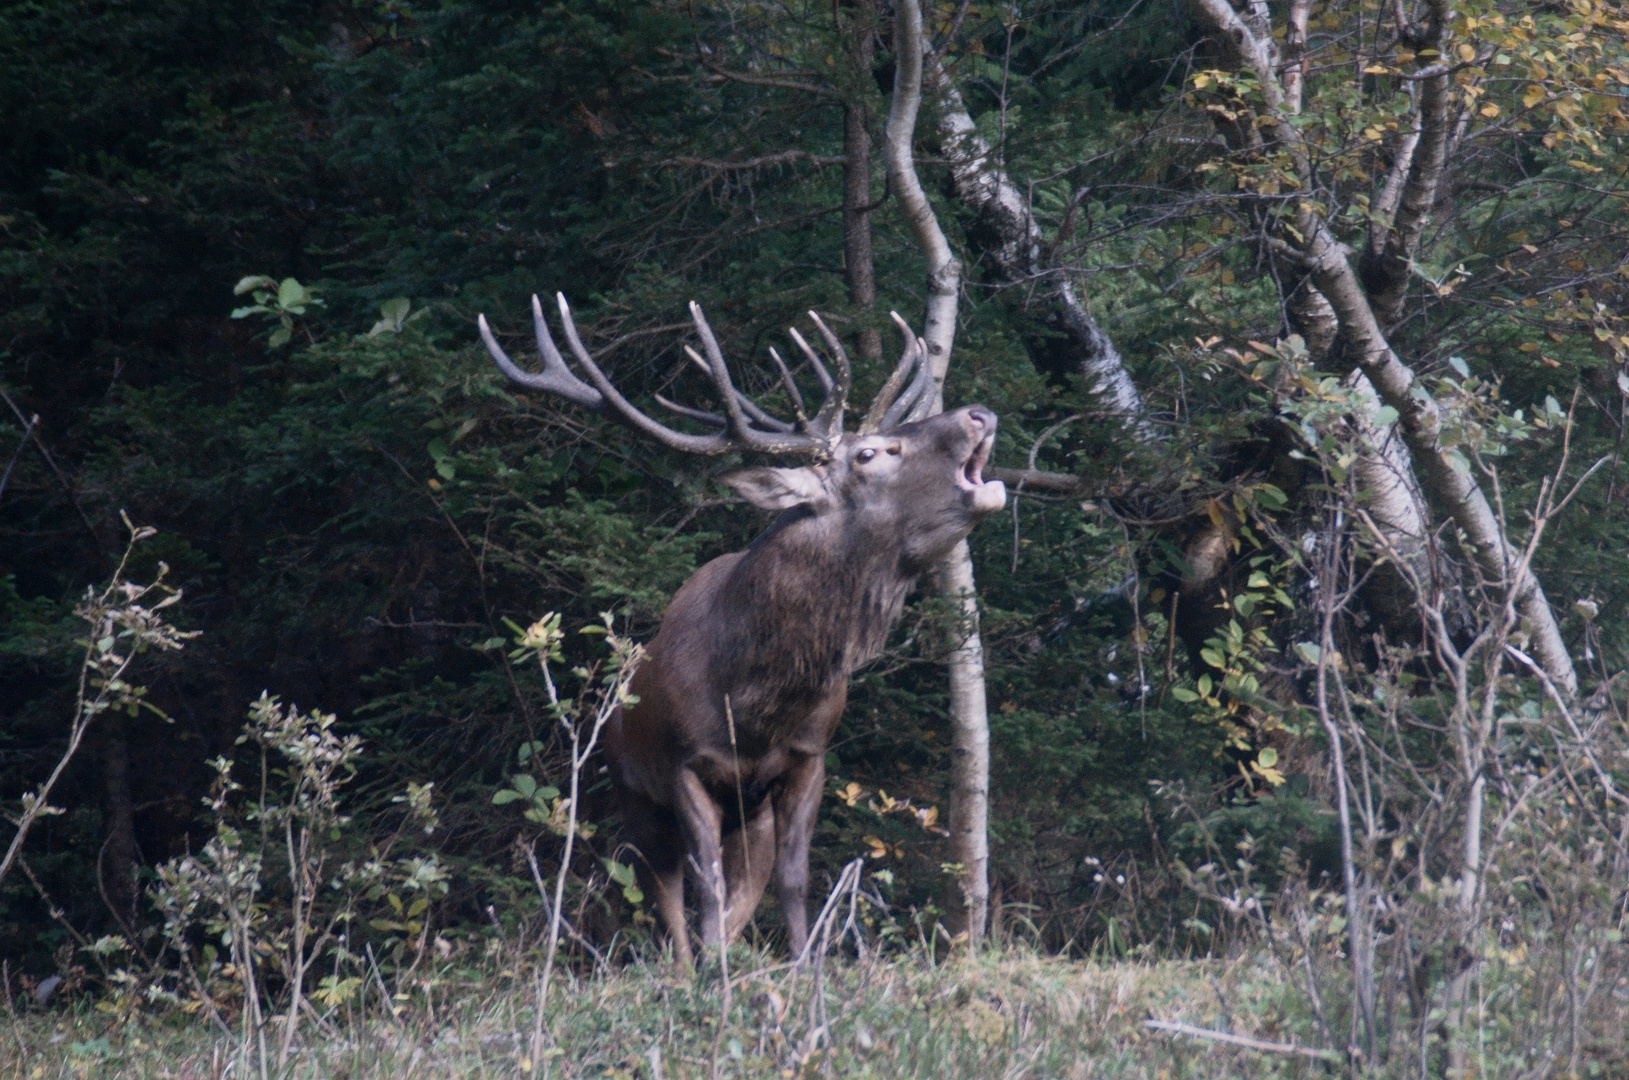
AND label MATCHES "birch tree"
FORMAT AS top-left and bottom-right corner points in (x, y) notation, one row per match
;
(1186, 0), (1577, 694)
(884, 0), (993, 942)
